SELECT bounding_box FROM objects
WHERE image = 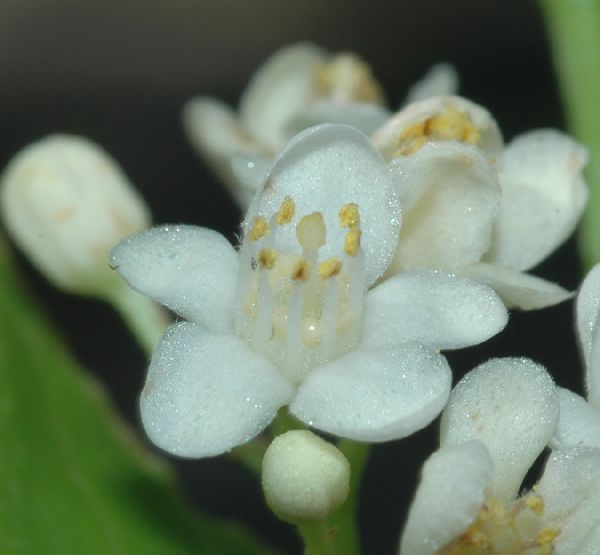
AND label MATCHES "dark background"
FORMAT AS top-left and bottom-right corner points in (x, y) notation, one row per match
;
(0, 1), (584, 553)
